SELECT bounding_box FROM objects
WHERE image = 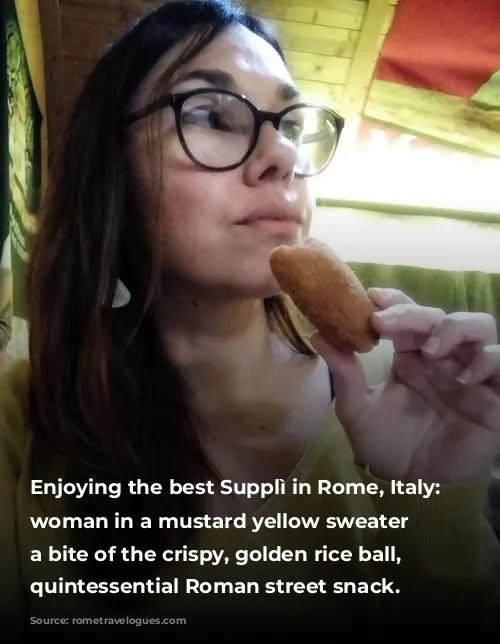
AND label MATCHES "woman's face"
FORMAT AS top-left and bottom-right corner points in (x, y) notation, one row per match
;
(127, 24), (312, 299)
